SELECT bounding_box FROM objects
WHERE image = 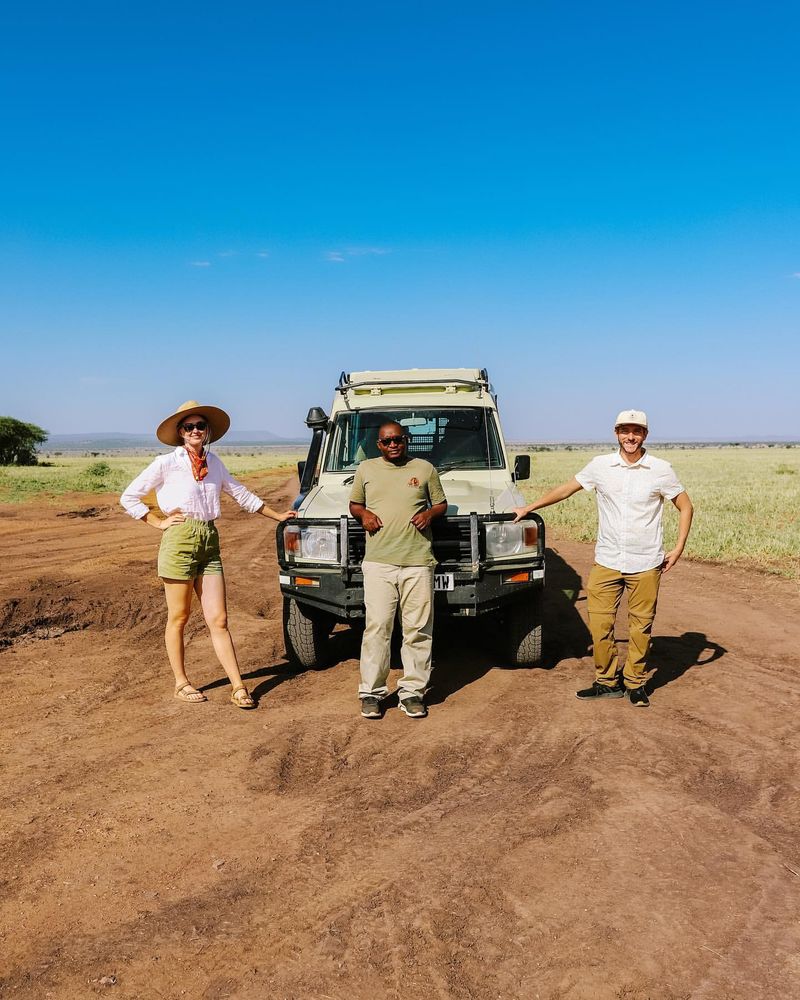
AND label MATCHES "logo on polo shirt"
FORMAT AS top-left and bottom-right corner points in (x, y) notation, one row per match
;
(408, 477), (420, 487)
